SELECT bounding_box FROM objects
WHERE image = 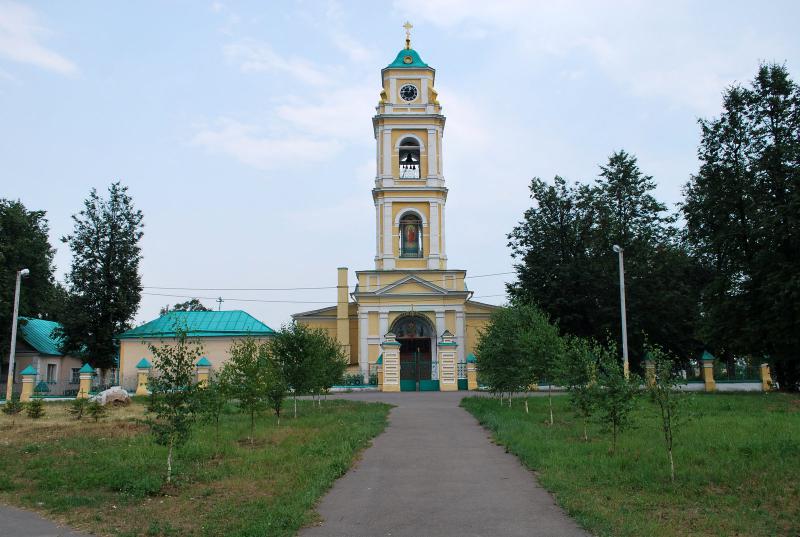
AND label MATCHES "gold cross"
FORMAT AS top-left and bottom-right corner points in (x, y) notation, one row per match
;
(403, 21), (413, 49)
